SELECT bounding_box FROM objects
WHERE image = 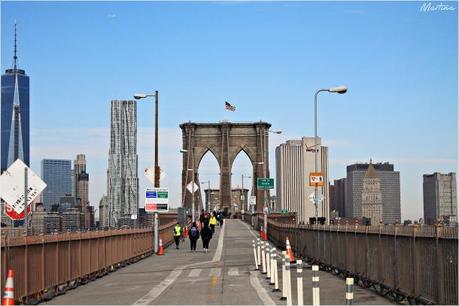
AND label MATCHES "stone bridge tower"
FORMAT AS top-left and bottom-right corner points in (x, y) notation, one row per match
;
(180, 121), (271, 214)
